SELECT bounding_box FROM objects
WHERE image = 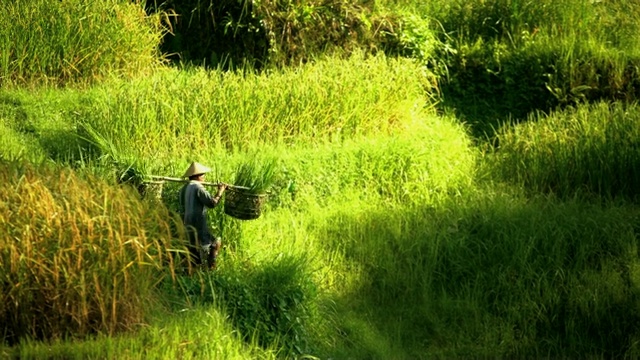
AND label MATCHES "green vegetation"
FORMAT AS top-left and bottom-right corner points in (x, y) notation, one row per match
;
(490, 101), (640, 199)
(2, 0), (640, 358)
(0, 0), (162, 87)
(231, 158), (278, 194)
(0, 161), (185, 345)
